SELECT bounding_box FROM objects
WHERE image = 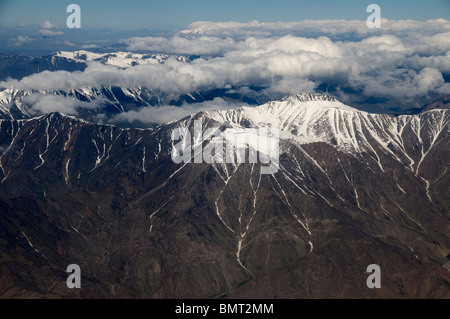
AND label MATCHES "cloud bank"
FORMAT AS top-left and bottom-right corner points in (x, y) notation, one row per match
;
(38, 29), (64, 36)
(21, 93), (99, 115)
(1, 19), (449, 123)
(39, 21), (56, 29)
(9, 36), (34, 47)
(112, 98), (246, 125)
